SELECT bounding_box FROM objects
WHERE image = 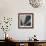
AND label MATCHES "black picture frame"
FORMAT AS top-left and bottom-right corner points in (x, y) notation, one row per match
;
(18, 13), (34, 29)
